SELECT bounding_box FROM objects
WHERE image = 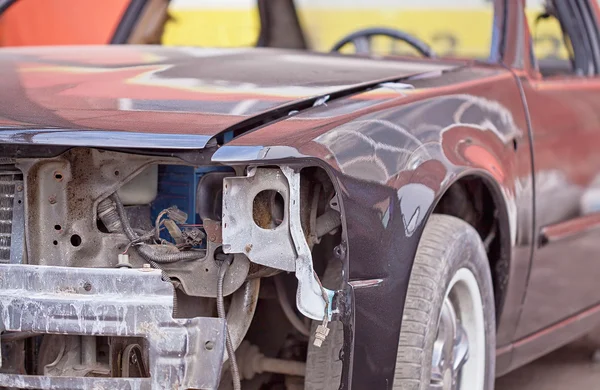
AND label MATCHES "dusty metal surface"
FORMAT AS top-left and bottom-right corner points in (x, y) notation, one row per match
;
(0, 264), (226, 389)
(161, 236), (250, 298)
(223, 279), (261, 361)
(17, 148), (247, 297)
(17, 149), (175, 268)
(222, 168), (296, 272)
(222, 167), (332, 321)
